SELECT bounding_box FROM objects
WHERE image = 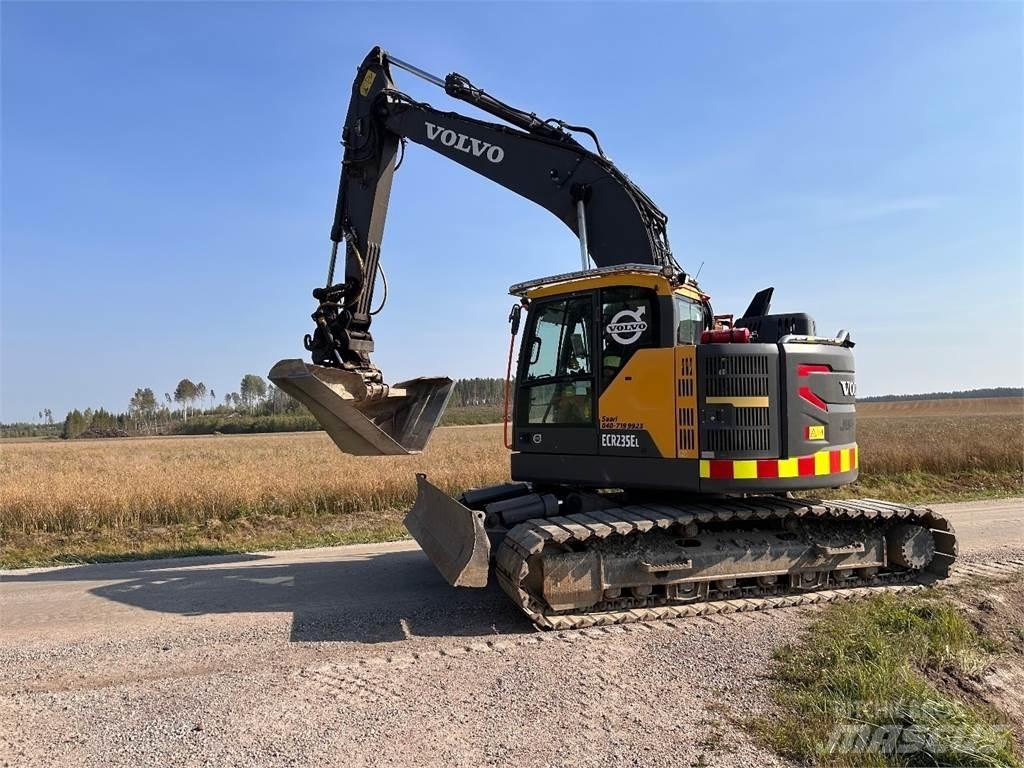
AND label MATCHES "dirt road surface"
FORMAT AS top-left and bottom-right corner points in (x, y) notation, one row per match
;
(2, 497), (1021, 767)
